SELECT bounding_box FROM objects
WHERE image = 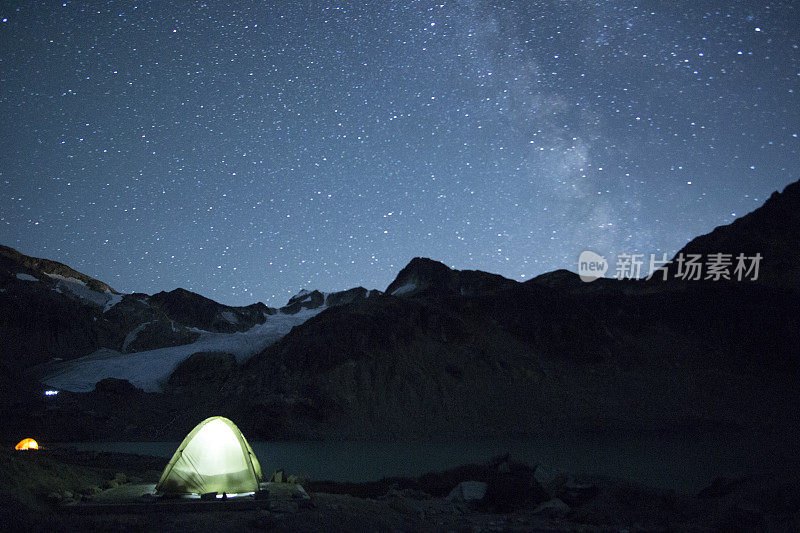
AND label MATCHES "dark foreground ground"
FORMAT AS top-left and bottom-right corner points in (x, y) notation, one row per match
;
(2, 447), (799, 532)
